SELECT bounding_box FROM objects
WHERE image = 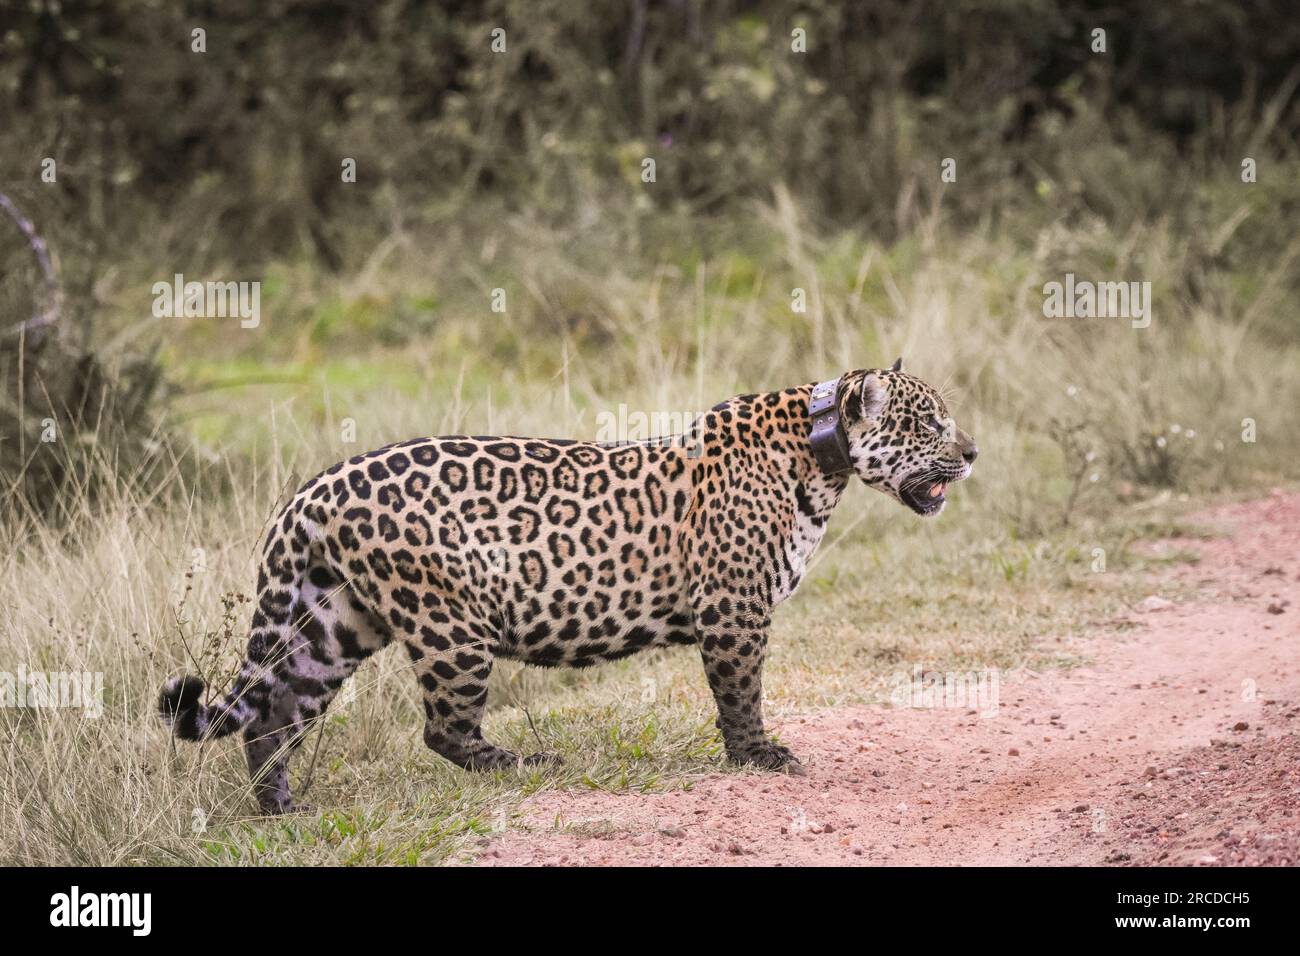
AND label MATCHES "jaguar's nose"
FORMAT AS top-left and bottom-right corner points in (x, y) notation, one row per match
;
(962, 445), (979, 464)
